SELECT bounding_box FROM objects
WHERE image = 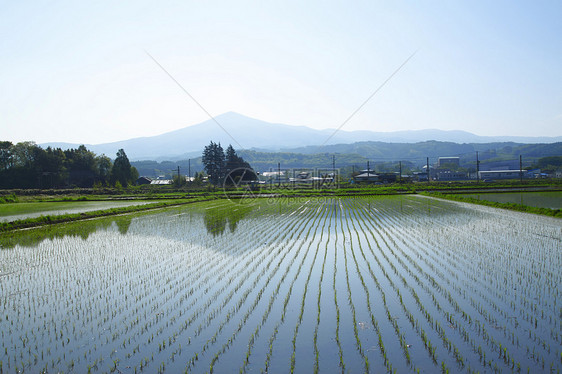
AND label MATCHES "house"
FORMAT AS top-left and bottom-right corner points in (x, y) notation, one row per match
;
(354, 169), (379, 183)
(378, 173), (398, 183)
(136, 176), (152, 185)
